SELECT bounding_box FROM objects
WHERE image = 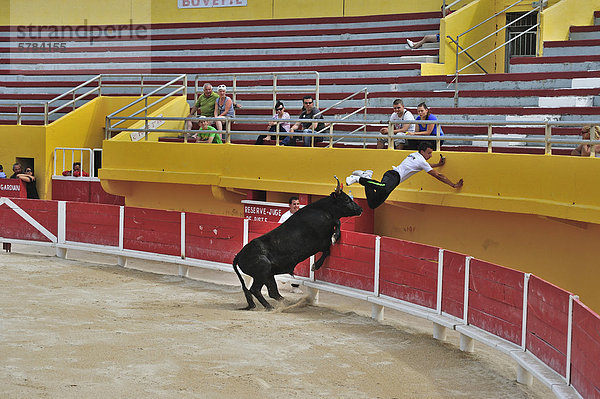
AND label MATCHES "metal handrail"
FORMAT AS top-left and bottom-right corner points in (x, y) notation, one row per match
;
(103, 115), (600, 156)
(104, 74), (188, 139)
(449, 0), (545, 106)
(9, 74), (187, 125)
(194, 71), (320, 109)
